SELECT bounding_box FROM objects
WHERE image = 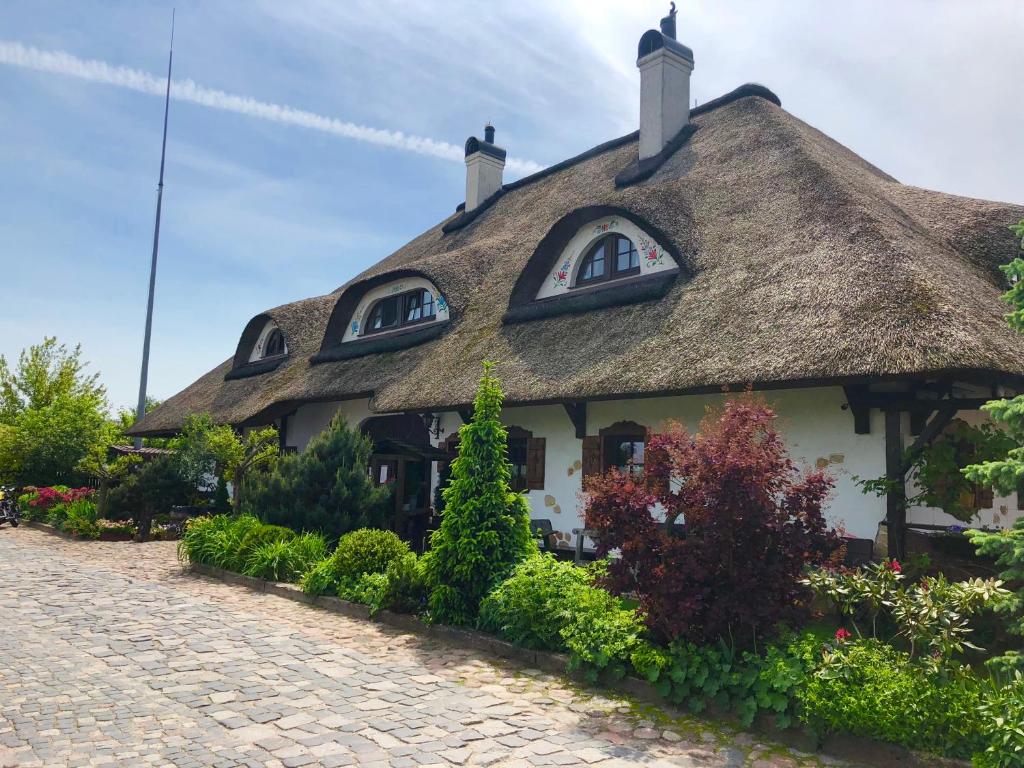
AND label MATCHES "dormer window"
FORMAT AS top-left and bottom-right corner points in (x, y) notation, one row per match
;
(249, 320), (288, 362)
(576, 234), (640, 286)
(366, 288), (437, 334)
(263, 328), (286, 357)
(503, 208), (684, 324)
